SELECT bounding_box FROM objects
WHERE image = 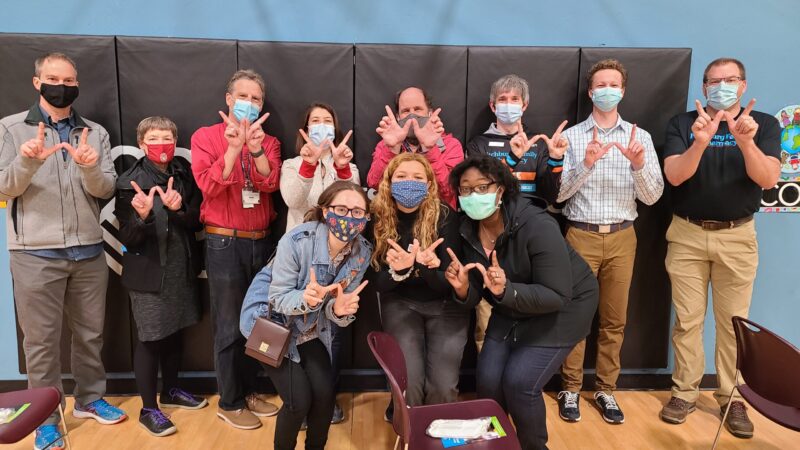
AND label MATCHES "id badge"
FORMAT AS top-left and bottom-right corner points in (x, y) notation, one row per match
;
(242, 188), (260, 208)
